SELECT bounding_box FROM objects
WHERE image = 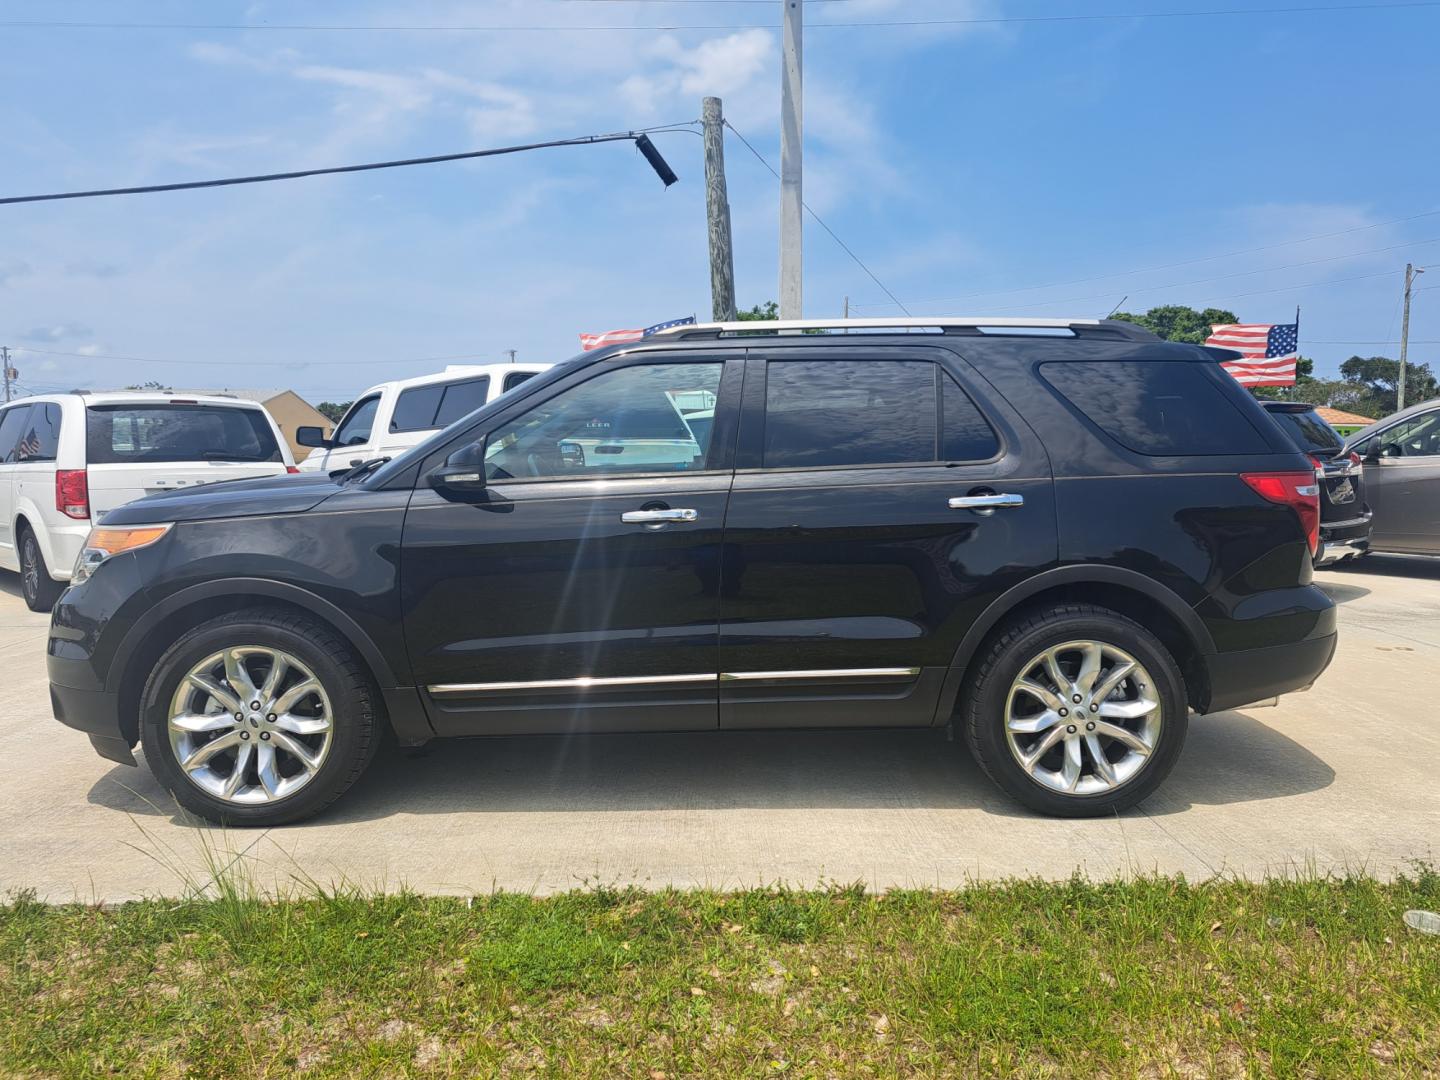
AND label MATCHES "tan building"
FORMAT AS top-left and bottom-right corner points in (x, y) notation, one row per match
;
(172, 389), (333, 460)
